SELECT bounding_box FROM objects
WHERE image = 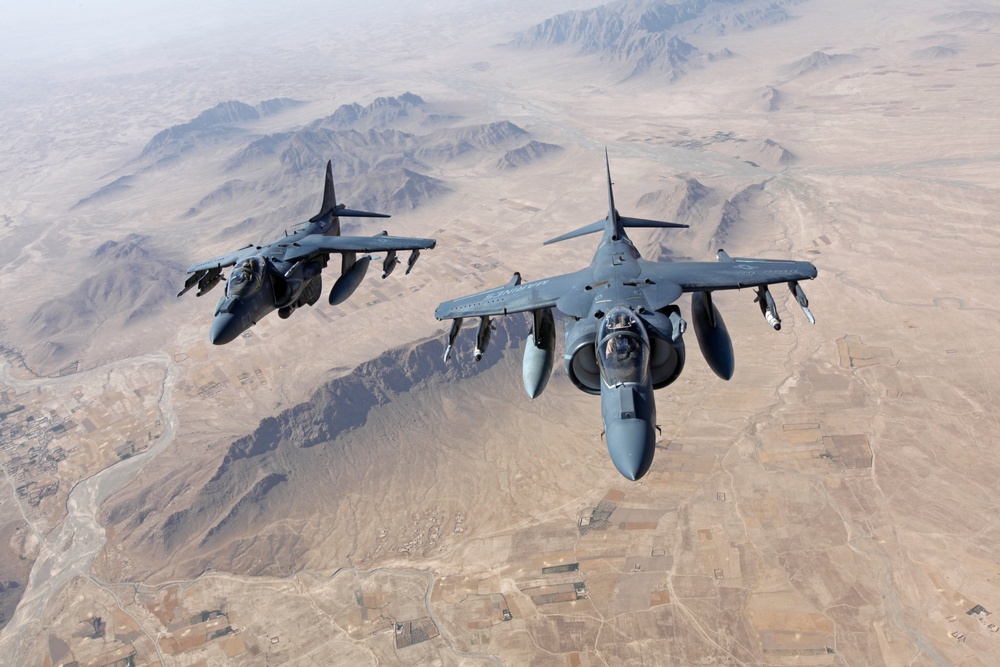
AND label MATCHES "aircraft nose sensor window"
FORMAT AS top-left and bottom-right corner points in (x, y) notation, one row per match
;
(227, 256), (265, 297)
(597, 307), (650, 386)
